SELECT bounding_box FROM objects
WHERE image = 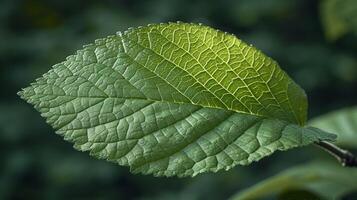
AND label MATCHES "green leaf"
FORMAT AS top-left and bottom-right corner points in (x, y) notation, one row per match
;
(310, 106), (357, 148)
(18, 22), (335, 177)
(229, 161), (357, 200)
(320, 0), (357, 41)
